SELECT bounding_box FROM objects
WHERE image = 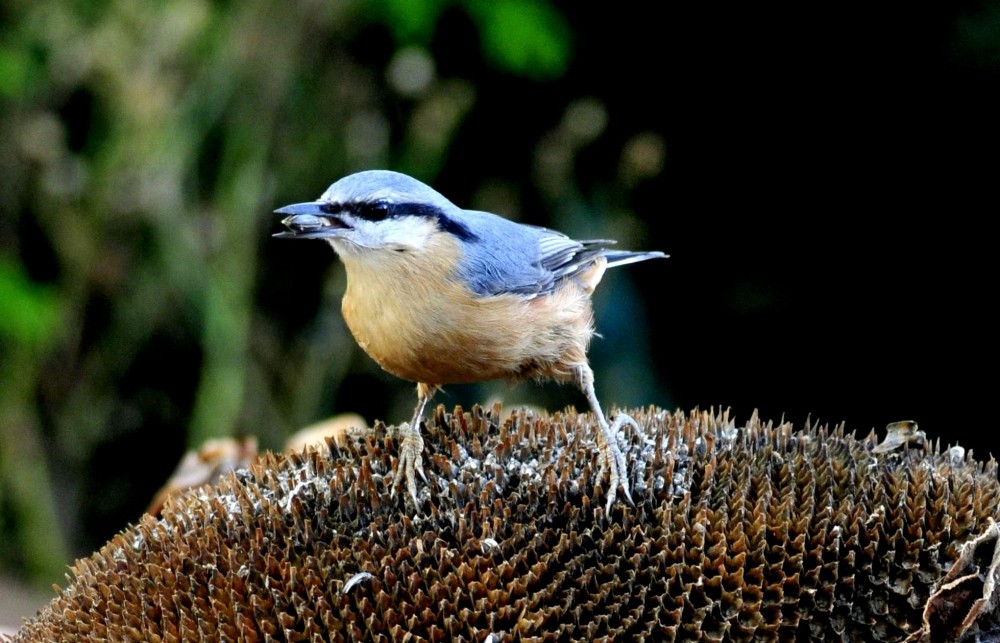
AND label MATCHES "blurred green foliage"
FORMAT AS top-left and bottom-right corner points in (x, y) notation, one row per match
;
(474, 1), (571, 79)
(375, 0), (571, 79)
(0, 45), (35, 99)
(0, 259), (63, 347)
(0, 0), (665, 589)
